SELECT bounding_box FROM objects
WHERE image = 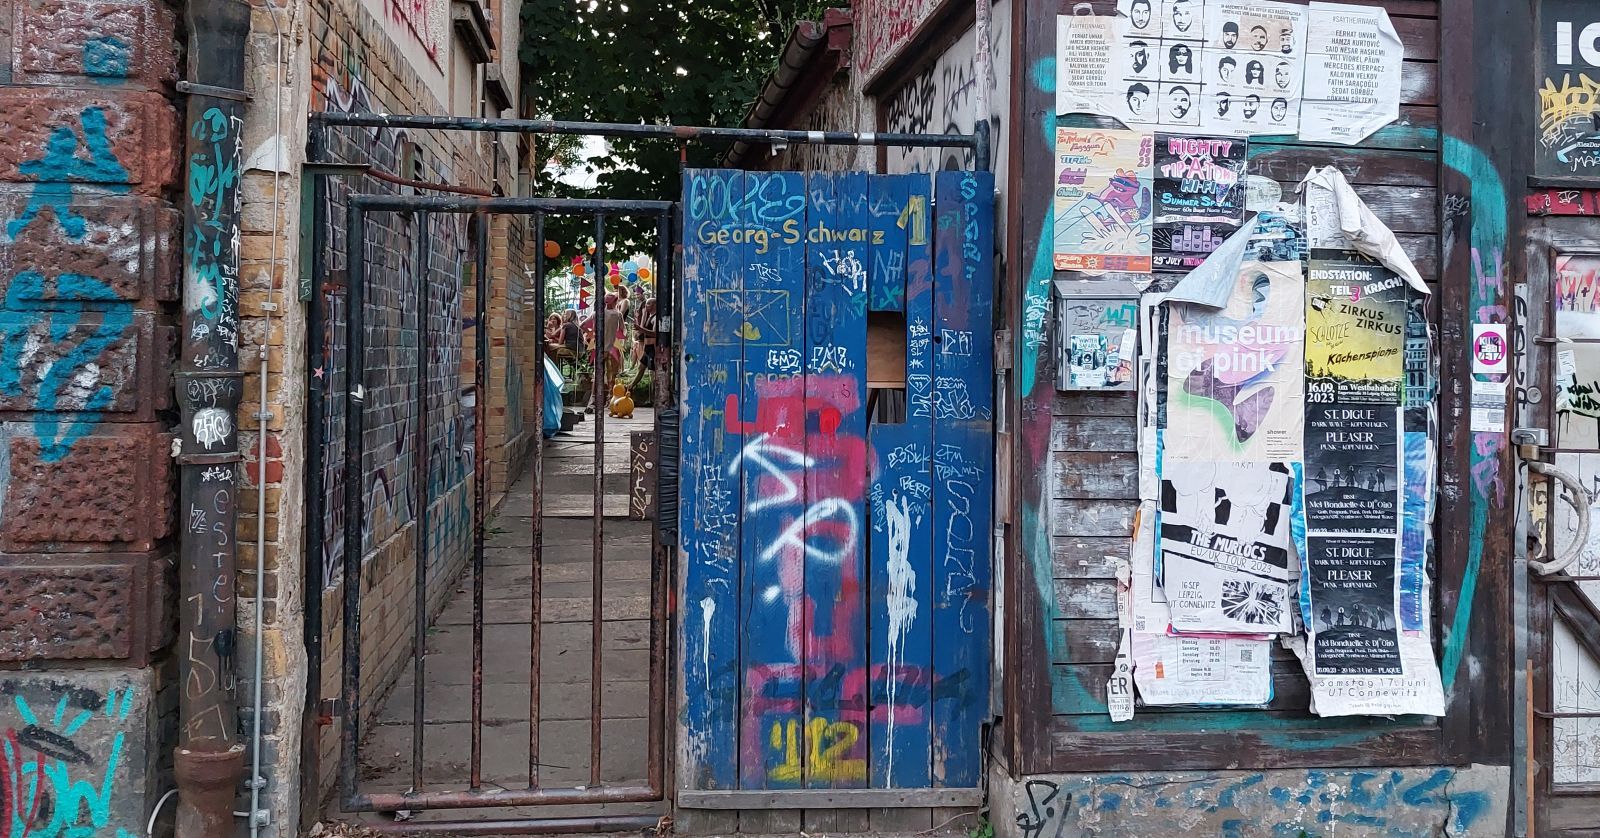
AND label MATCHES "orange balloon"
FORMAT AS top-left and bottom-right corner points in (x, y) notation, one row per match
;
(543, 240), (560, 259)
(573, 263), (586, 276)
(637, 267), (652, 280)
